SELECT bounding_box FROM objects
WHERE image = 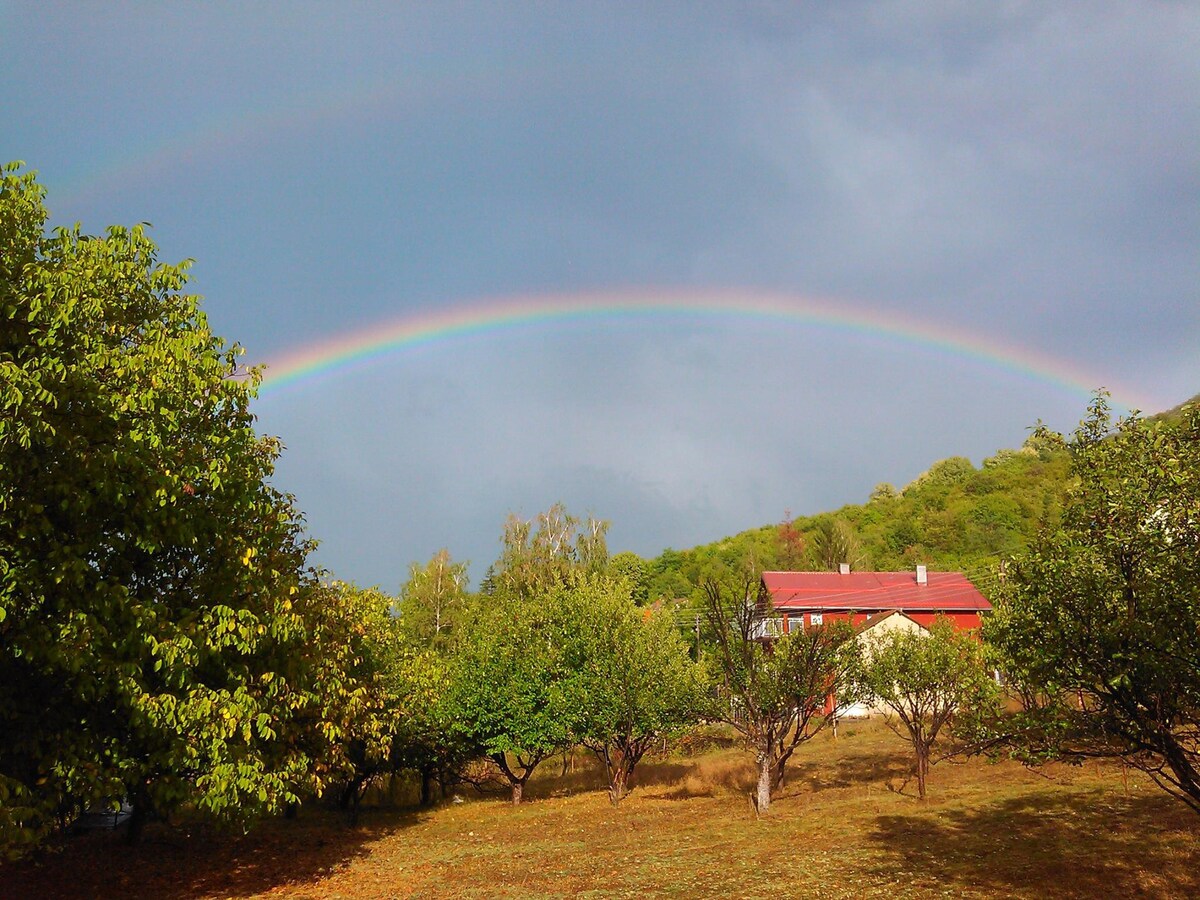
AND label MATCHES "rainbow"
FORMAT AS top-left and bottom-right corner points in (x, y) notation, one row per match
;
(254, 289), (1158, 412)
(52, 67), (540, 211)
